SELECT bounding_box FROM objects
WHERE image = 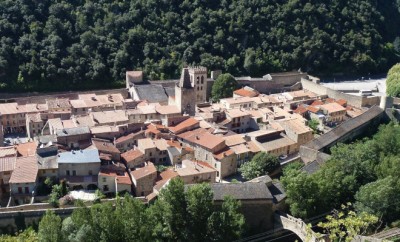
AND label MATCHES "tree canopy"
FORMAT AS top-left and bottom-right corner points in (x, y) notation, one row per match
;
(0, 0), (399, 92)
(386, 63), (400, 97)
(8, 179), (245, 242)
(239, 152), (280, 180)
(281, 123), (400, 224)
(211, 73), (238, 101)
